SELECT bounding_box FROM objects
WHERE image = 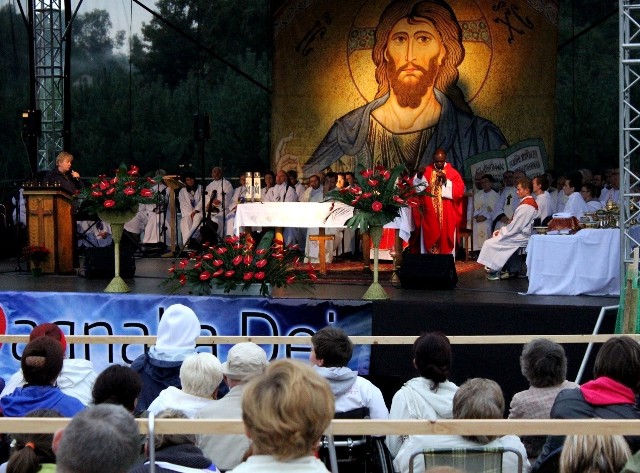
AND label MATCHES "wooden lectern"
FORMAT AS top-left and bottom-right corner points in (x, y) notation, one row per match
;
(24, 187), (75, 274)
